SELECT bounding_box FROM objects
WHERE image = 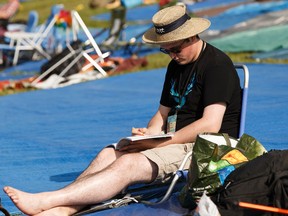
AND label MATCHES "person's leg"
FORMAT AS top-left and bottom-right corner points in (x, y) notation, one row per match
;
(24, 147), (124, 216)
(76, 147), (122, 180)
(4, 152), (158, 216)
